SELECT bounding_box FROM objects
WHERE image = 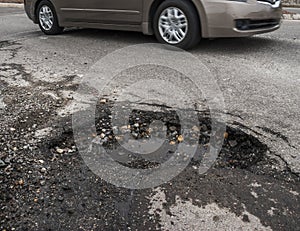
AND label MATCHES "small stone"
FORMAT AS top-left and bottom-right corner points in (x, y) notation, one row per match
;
(120, 125), (129, 132)
(242, 214), (250, 223)
(39, 160), (45, 164)
(40, 168), (47, 173)
(192, 126), (200, 133)
(177, 135), (184, 142)
(58, 196), (64, 201)
(102, 137), (108, 143)
(169, 126), (177, 132)
(100, 133), (106, 139)
(170, 141), (176, 145)
(10, 128), (16, 132)
(68, 148), (75, 153)
(213, 215), (220, 222)
(56, 148), (64, 154)
(18, 179), (24, 186)
(0, 160), (6, 167)
(100, 99), (107, 104)
(201, 124), (208, 131)
(229, 140), (238, 147)
(224, 132), (229, 139)
(40, 180), (46, 186)
(115, 136), (124, 142)
(172, 131), (178, 136)
(34, 198), (39, 203)
(132, 132), (139, 138)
